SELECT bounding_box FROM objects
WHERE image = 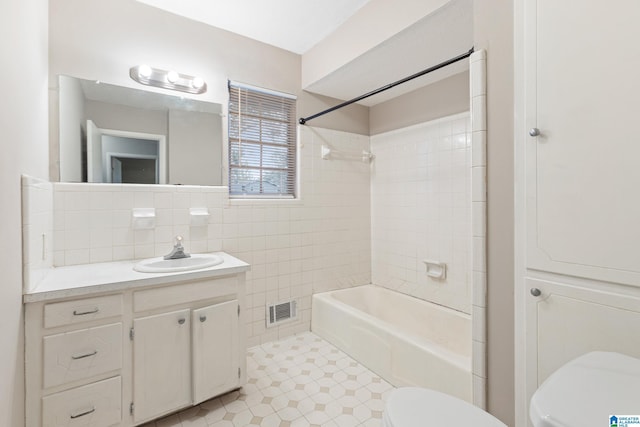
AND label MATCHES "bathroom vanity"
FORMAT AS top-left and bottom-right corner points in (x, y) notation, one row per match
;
(23, 252), (249, 427)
